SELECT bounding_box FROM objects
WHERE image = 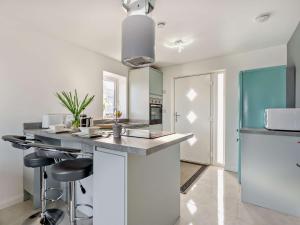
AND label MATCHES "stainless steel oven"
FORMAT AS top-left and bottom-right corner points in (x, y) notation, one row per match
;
(149, 97), (163, 125)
